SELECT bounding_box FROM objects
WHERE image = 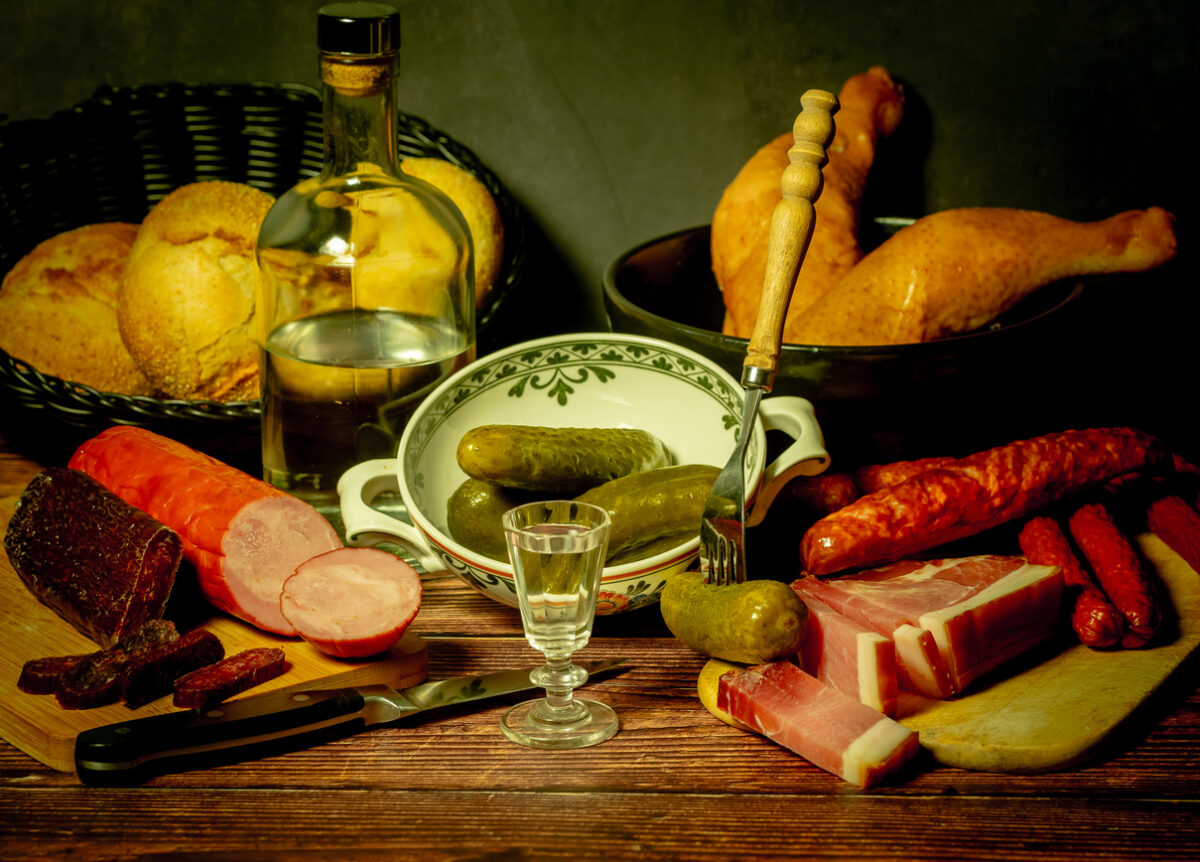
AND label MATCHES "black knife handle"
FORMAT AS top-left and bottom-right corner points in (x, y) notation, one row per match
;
(75, 687), (367, 785)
